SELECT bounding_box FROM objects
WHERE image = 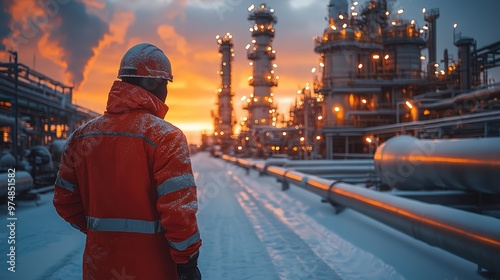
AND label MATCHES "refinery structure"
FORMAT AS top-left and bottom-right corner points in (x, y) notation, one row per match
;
(212, 33), (236, 149)
(0, 51), (99, 167)
(210, 0), (500, 159)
